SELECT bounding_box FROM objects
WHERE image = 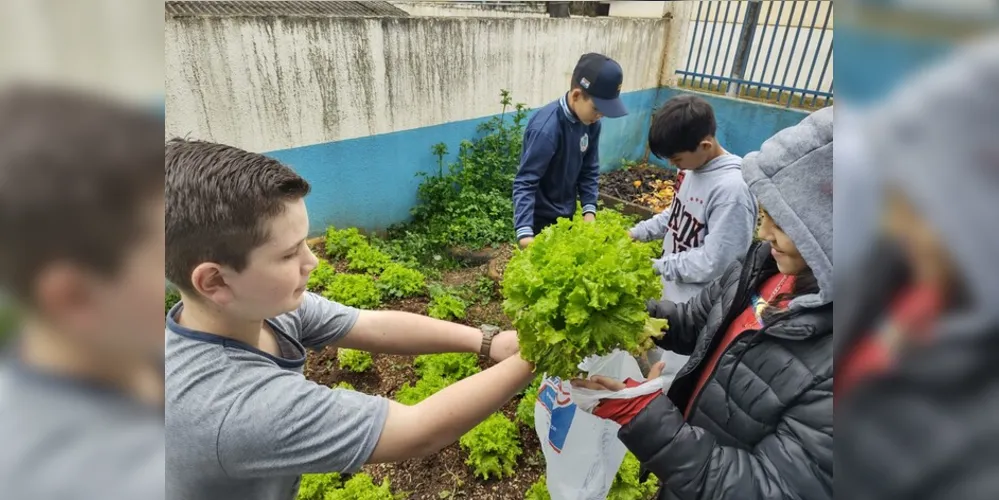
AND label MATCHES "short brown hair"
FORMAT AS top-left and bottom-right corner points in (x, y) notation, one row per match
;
(0, 85), (163, 303)
(165, 139), (310, 294)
